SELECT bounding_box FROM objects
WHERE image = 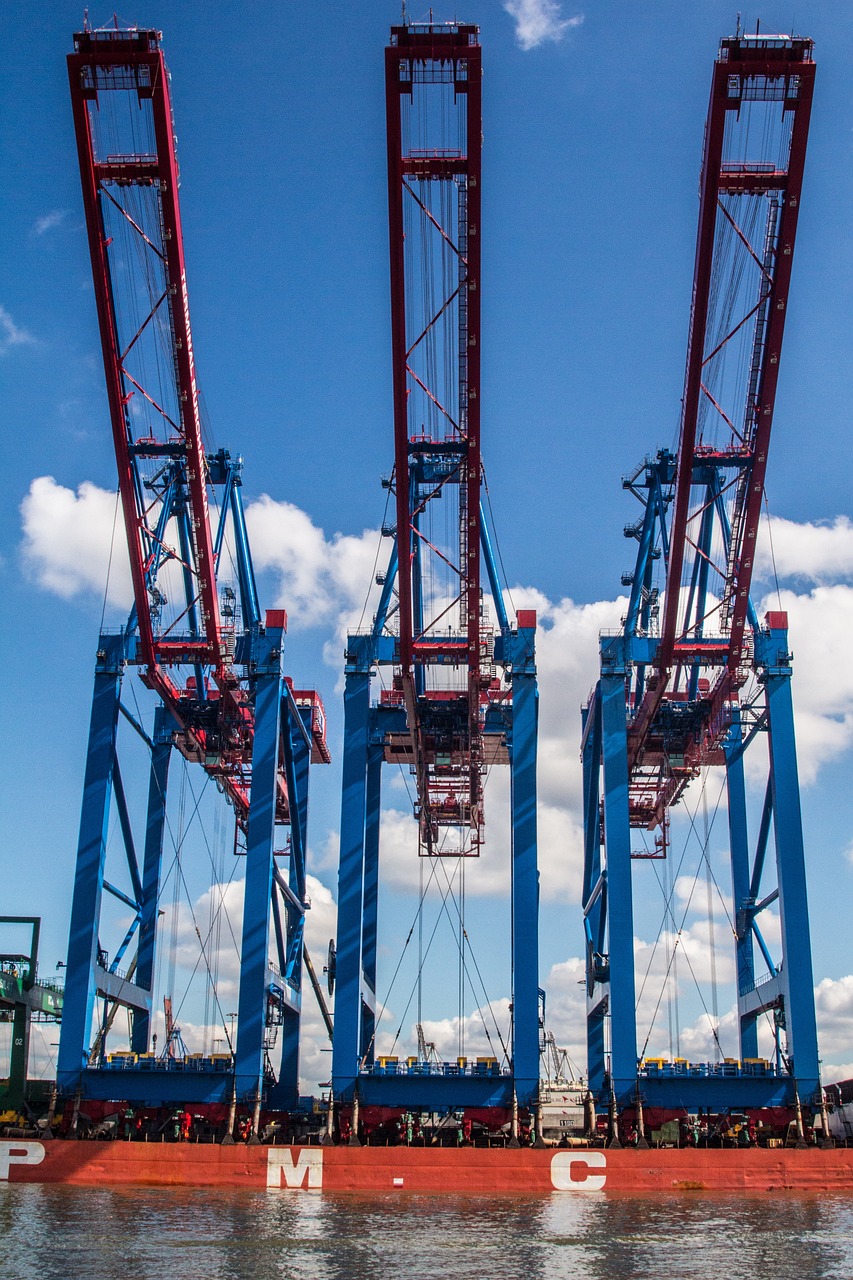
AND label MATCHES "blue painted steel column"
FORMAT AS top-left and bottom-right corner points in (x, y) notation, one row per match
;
(582, 690), (608, 1096)
(331, 634), (372, 1101)
(600, 636), (637, 1104)
(58, 633), (125, 1090)
(360, 738), (383, 1066)
(277, 706), (311, 1108)
(509, 619), (539, 1106)
(723, 710), (759, 1059)
(760, 621), (820, 1100)
(130, 705), (173, 1053)
(234, 620), (285, 1101)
